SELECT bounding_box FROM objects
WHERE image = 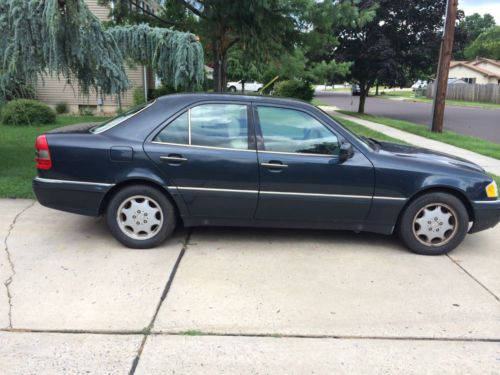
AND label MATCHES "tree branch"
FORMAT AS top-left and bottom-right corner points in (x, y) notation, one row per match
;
(127, 0), (180, 27)
(174, 0), (206, 19)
